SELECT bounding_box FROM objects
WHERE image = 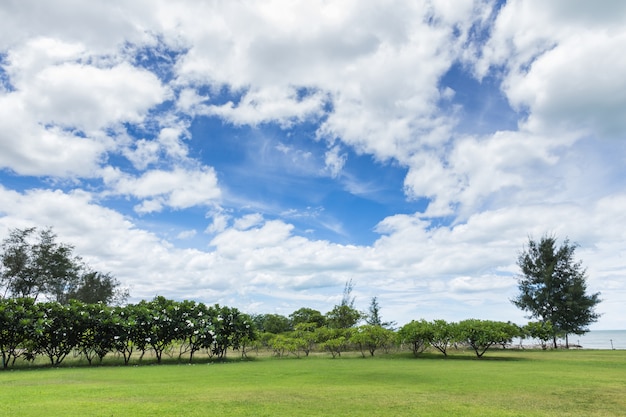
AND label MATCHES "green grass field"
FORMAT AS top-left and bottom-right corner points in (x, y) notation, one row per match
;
(1, 349), (624, 416)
